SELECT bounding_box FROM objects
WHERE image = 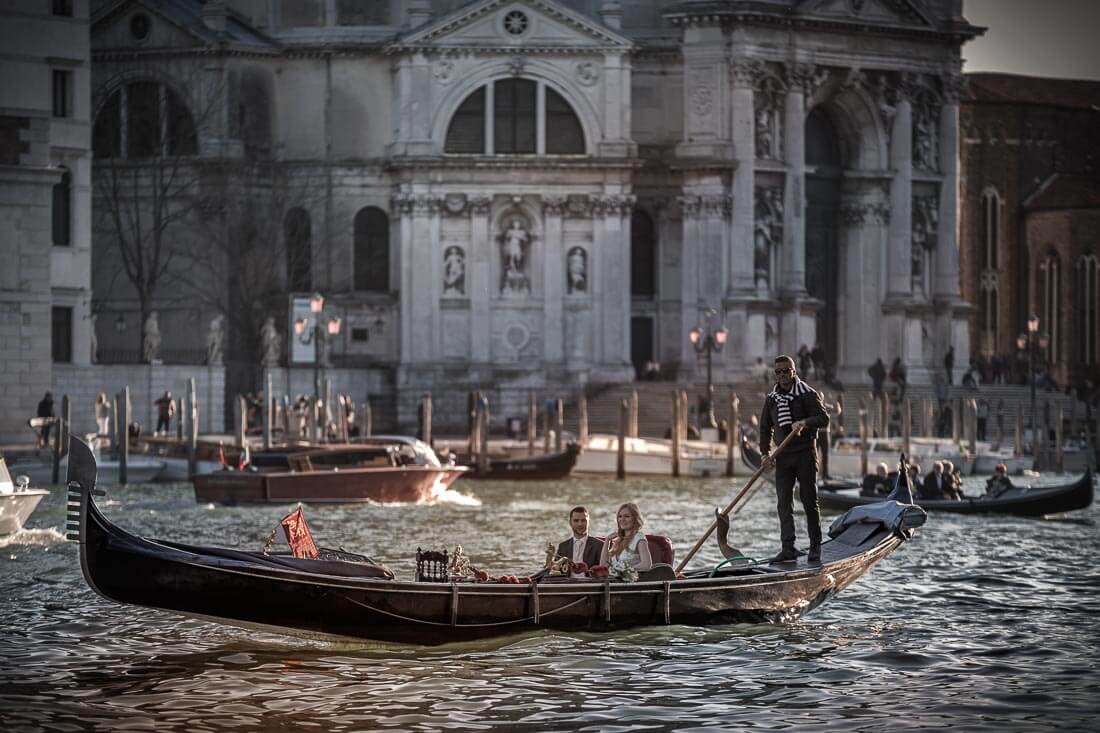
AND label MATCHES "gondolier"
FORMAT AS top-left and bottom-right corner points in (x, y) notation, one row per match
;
(760, 355), (830, 562)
